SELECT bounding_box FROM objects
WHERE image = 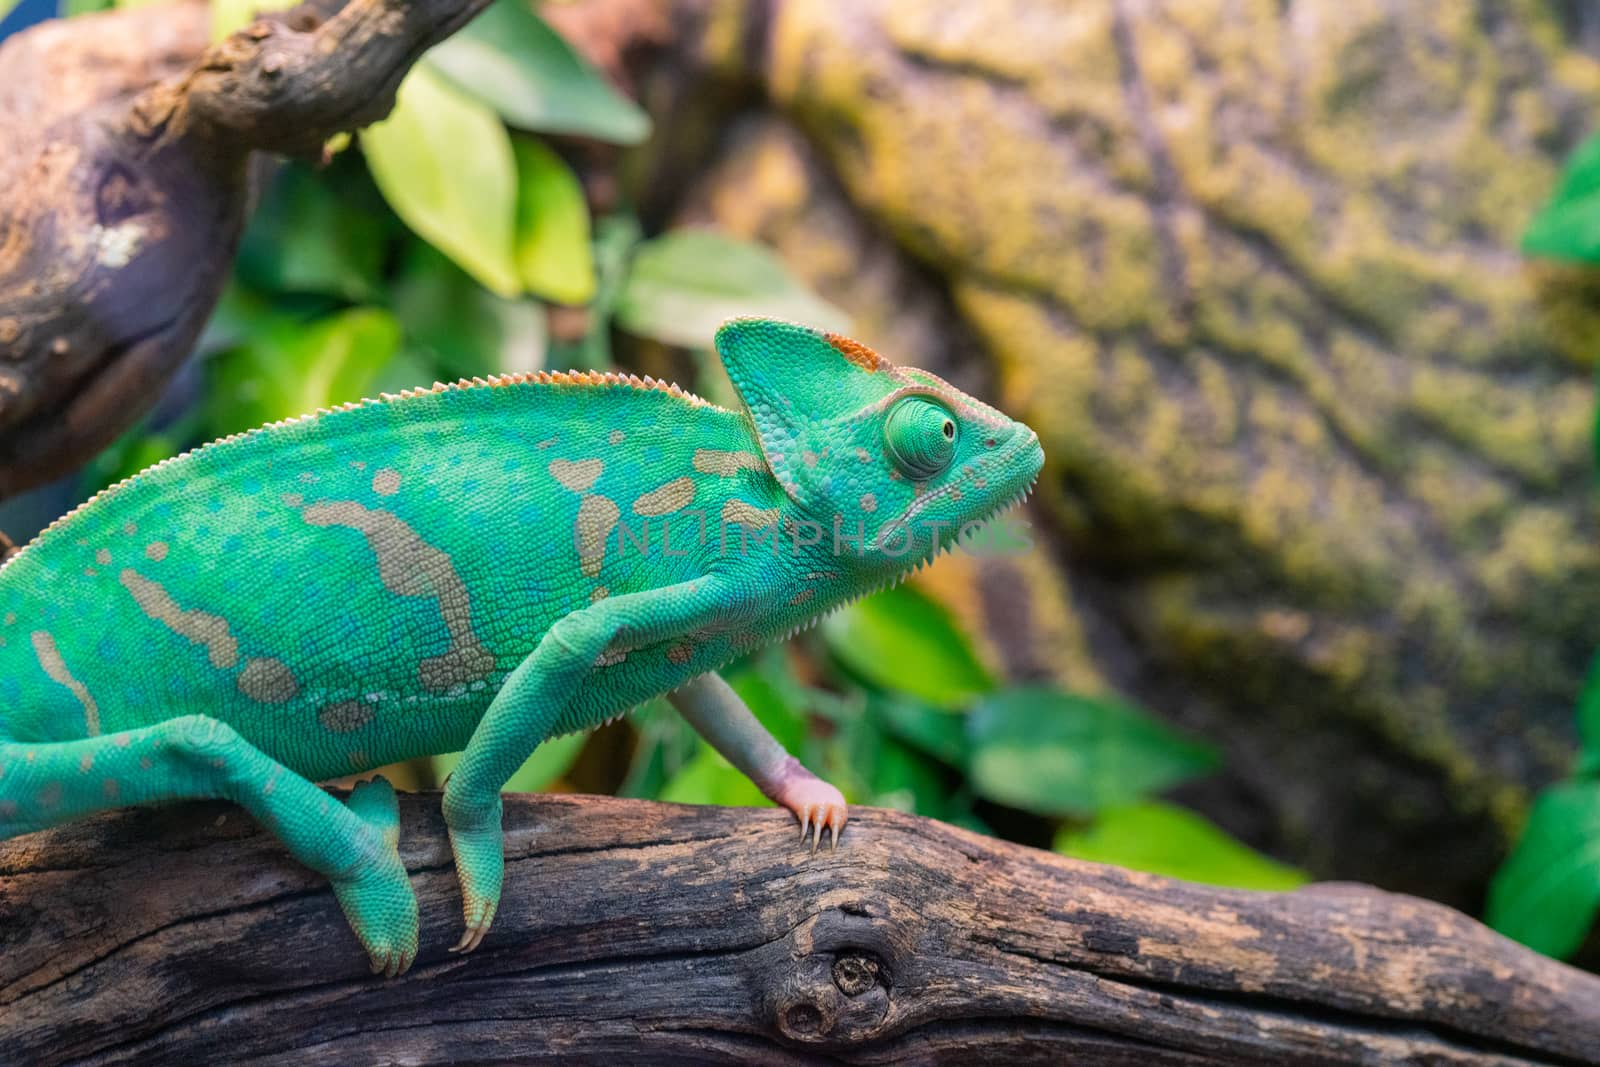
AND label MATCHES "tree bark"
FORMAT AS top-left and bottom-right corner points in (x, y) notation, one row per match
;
(0, 0), (491, 496)
(1, 793), (1595, 1065)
